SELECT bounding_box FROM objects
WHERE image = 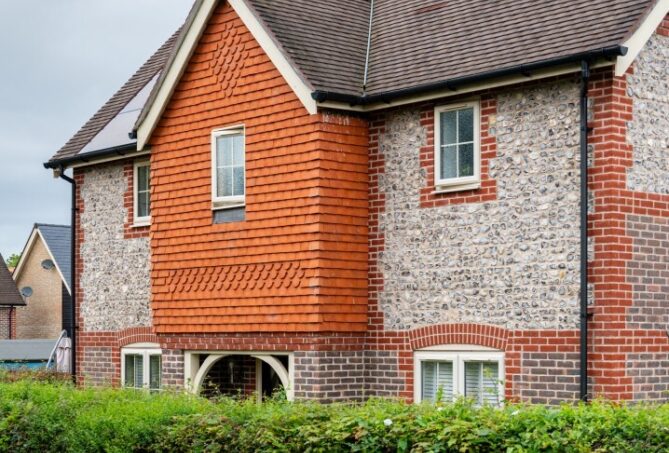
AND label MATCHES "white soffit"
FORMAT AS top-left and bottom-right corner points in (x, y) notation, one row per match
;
(616, 0), (669, 76)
